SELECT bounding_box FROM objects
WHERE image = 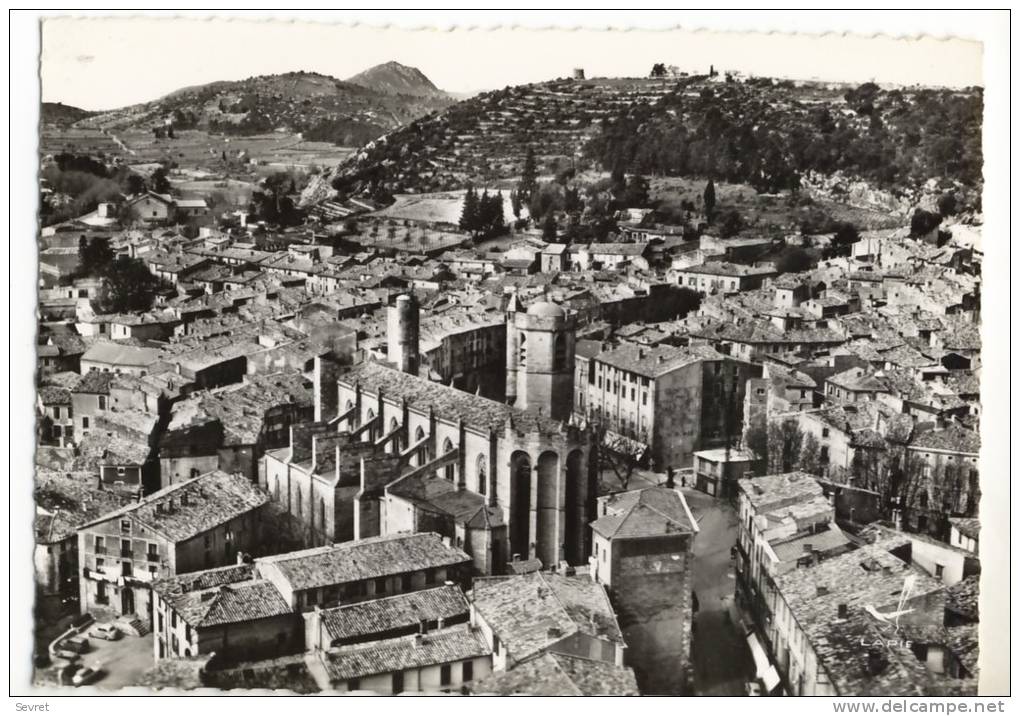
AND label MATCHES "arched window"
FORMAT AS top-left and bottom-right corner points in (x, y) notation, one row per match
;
(389, 417), (400, 452)
(273, 478), (280, 502)
(442, 438), (455, 481)
(319, 498), (327, 533)
(554, 333), (567, 371)
(415, 426), (425, 442)
(295, 485), (302, 518)
(518, 332), (527, 367)
(476, 454), (487, 495)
